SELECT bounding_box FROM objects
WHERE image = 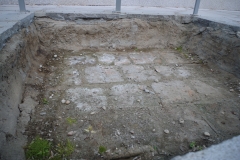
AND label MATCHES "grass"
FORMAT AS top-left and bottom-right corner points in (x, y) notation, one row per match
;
(54, 140), (75, 159)
(43, 98), (48, 104)
(189, 141), (204, 151)
(98, 145), (107, 154)
(66, 117), (77, 125)
(175, 46), (183, 52)
(25, 136), (51, 160)
(26, 137), (75, 160)
(189, 141), (196, 149)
